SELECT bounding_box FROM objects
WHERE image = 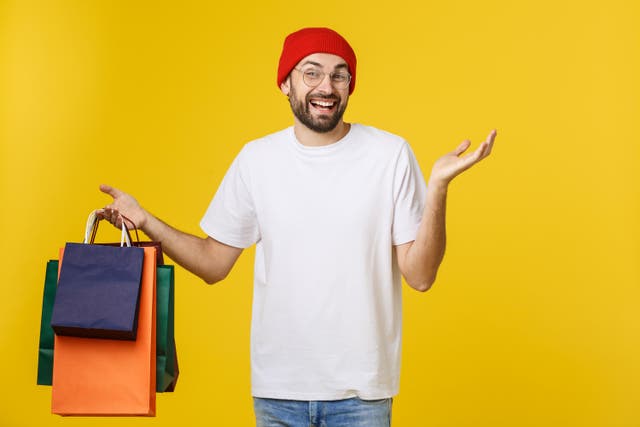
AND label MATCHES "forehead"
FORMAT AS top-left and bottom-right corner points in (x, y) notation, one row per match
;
(296, 53), (348, 70)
